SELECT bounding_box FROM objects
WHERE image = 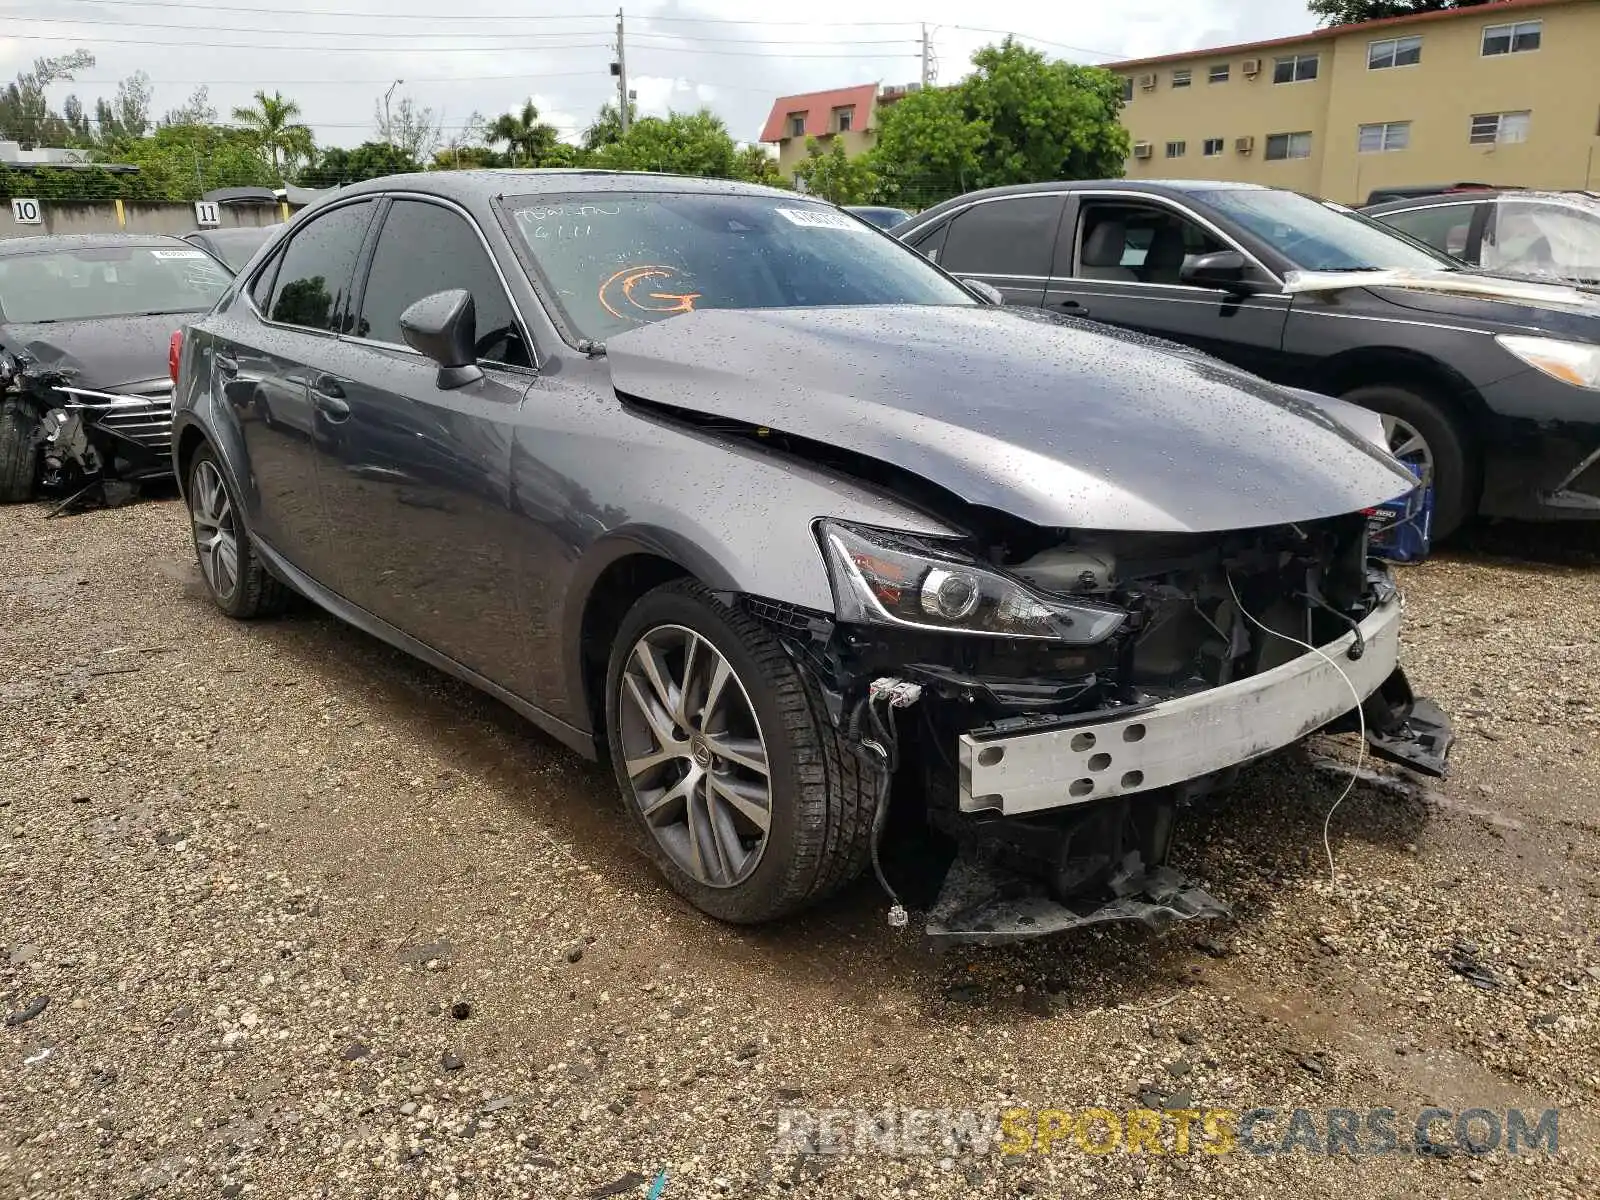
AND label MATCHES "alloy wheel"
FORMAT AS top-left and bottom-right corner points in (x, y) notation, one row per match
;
(617, 623), (772, 888)
(1380, 413), (1435, 487)
(190, 460), (240, 601)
